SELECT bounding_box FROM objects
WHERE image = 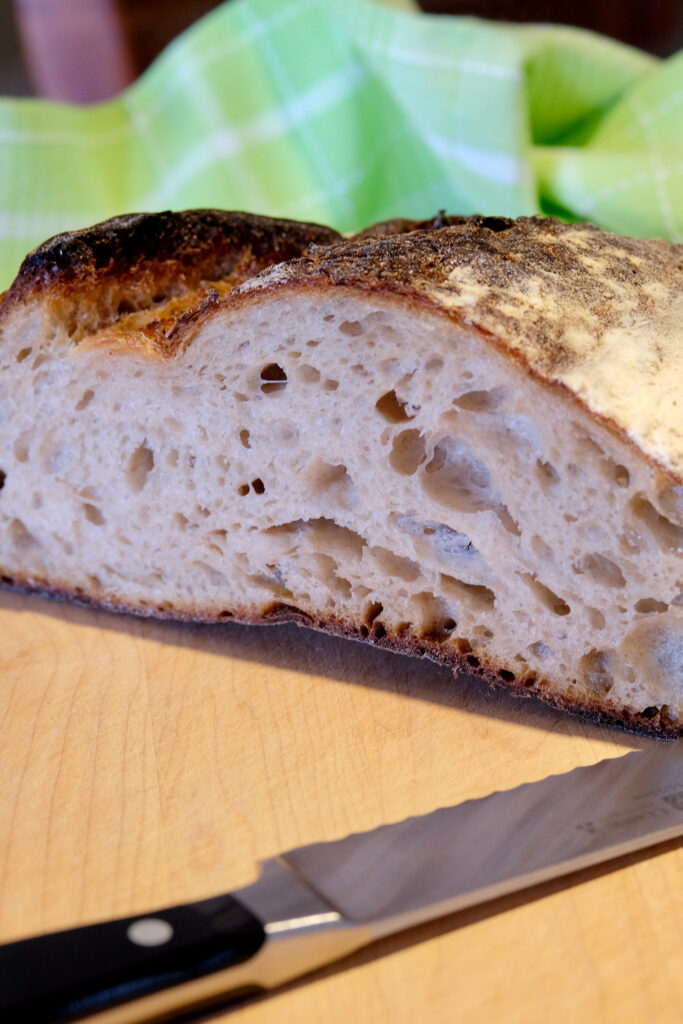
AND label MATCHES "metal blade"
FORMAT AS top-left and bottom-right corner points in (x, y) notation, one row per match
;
(282, 744), (683, 937)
